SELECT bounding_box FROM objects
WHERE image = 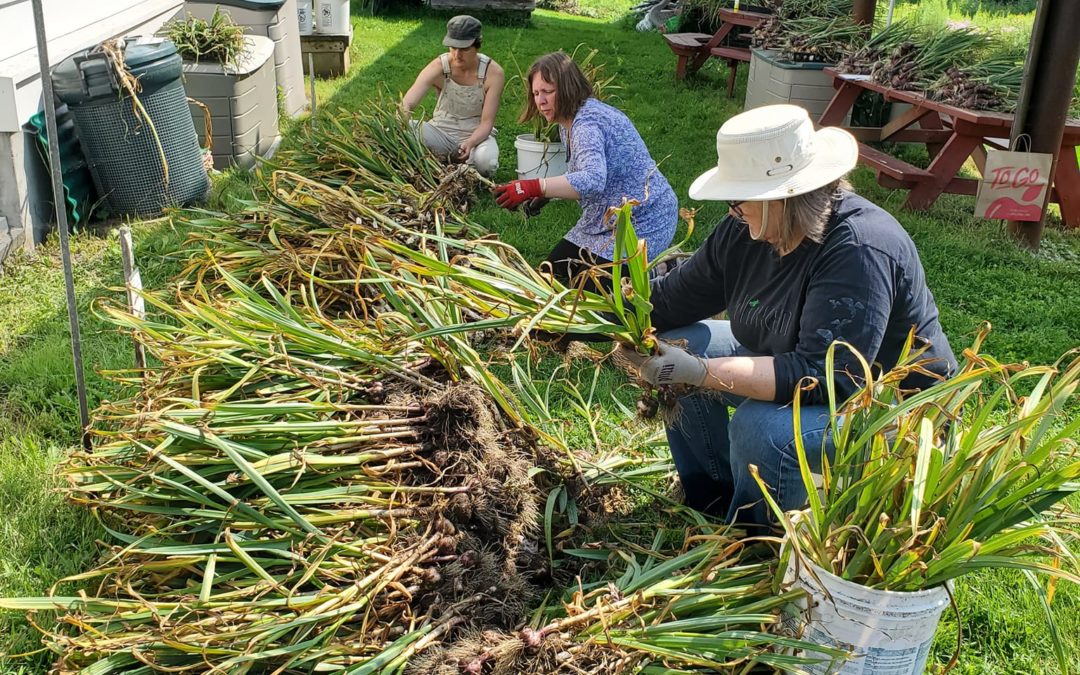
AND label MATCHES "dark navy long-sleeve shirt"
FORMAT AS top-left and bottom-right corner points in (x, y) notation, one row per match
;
(651, 191), (957, 403)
